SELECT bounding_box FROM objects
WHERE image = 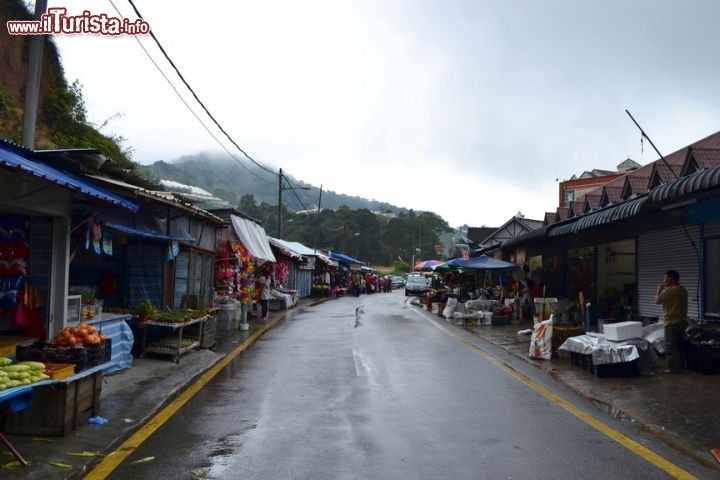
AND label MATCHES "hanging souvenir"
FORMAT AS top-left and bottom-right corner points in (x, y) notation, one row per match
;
(102, 231), (113, 256)
(166, 240), (180, 261)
